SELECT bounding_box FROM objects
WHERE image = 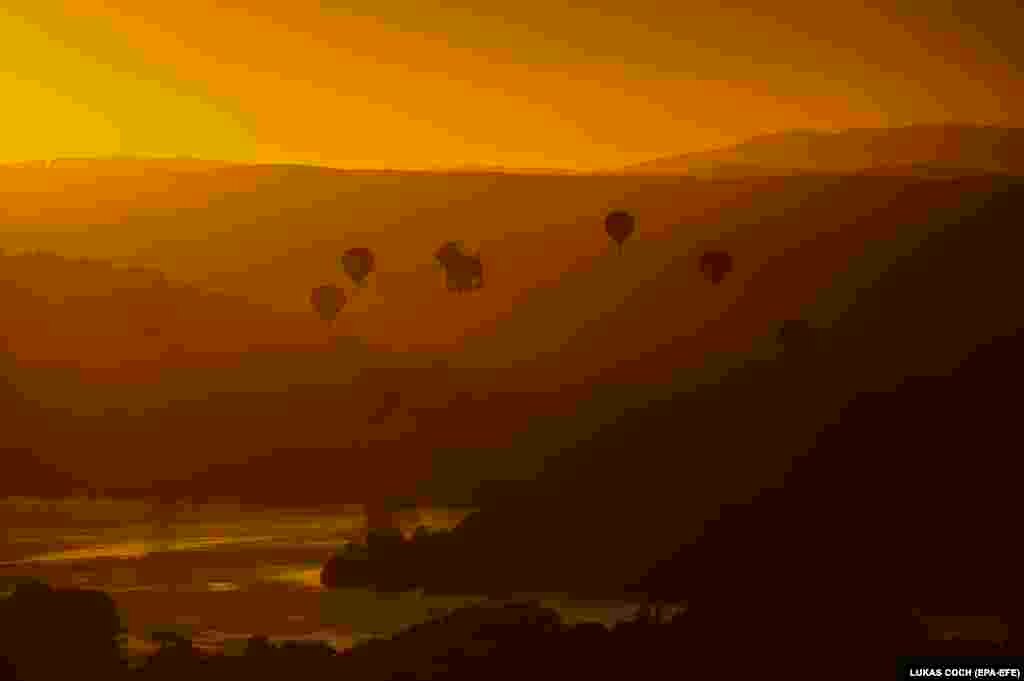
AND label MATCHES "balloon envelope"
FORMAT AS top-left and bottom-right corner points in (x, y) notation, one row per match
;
(340, 248), (375, 286)
(434, 241), (483, 291)
(434, 241), (463, 268)
(311, 284), (345, 322)
(447, 254), (483, 292)
(605, 211), (636, 247)
(699, 251), (733, 284)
